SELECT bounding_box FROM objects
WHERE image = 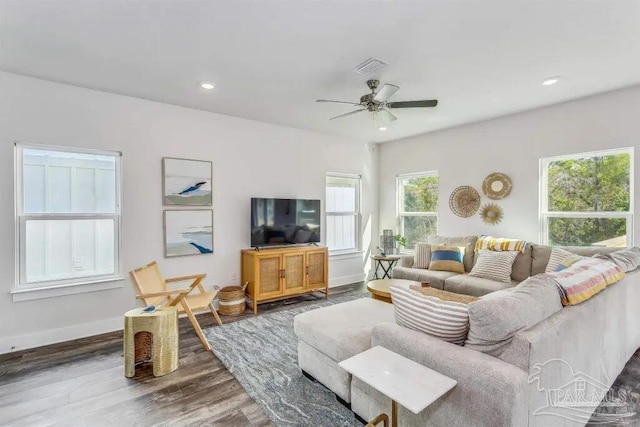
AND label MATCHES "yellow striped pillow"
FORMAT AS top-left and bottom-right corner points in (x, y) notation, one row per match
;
(475, 235), (528, 253)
